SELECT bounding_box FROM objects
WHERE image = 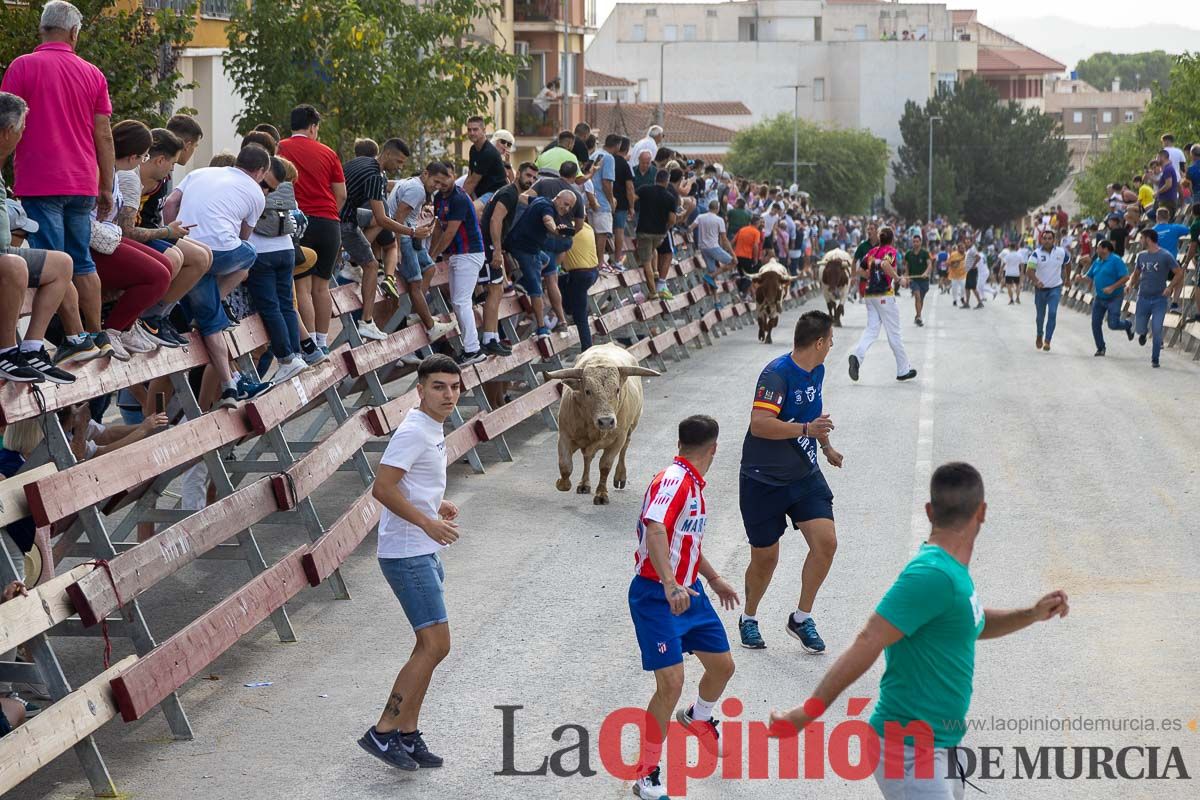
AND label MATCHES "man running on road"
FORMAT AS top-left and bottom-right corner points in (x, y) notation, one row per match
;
(629, 415), (739, 800)
(739, 311), (844, 654)
(1026, 229), (1069, 352)
(849, 226), (918, 382)
(904, 235), (932, 327)
(769, 462), (1069, 799)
